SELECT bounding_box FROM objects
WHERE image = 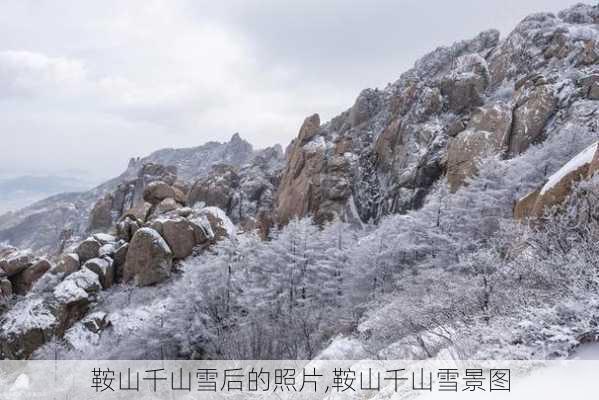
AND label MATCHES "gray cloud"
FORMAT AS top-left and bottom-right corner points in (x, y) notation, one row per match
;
(0, 0), (576, 182)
